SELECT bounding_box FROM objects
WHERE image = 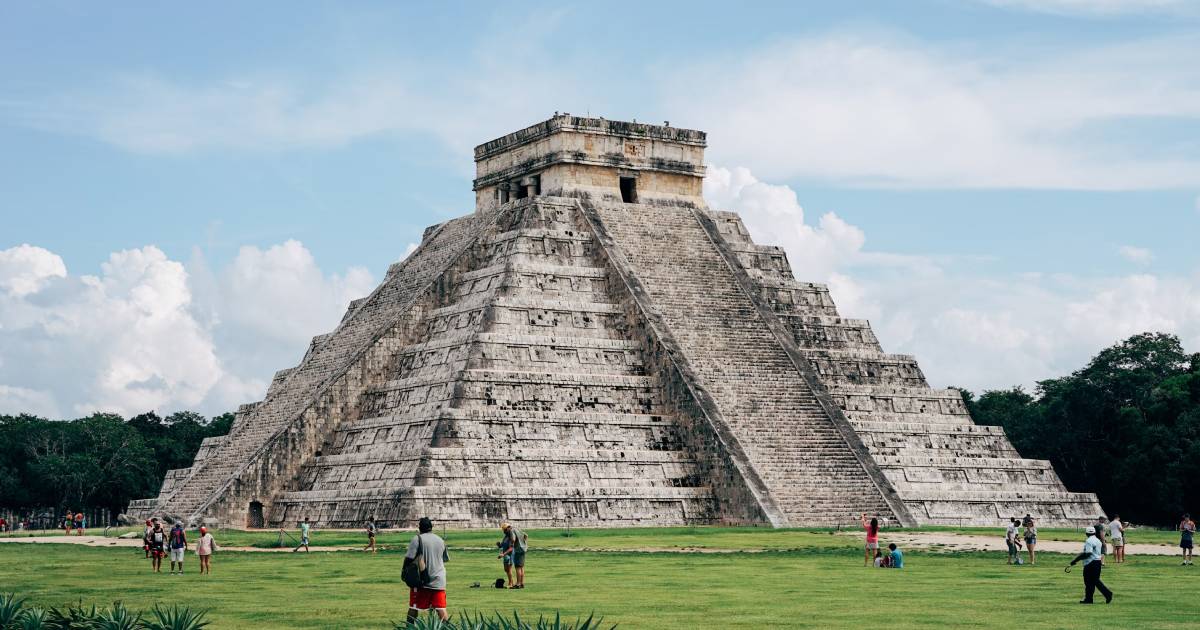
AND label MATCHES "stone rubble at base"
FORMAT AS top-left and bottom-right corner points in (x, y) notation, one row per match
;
(127, 115), (1104, 530)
